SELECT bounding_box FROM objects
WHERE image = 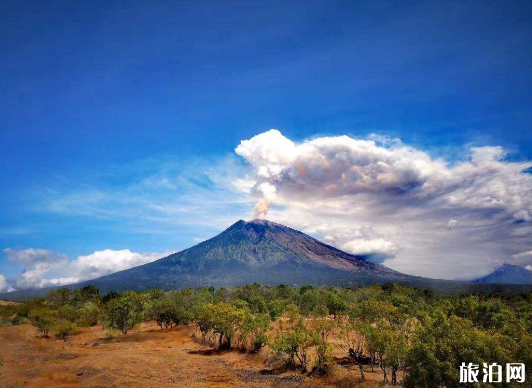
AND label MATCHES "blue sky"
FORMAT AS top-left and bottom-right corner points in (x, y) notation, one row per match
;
(1, 0), (532, 288)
